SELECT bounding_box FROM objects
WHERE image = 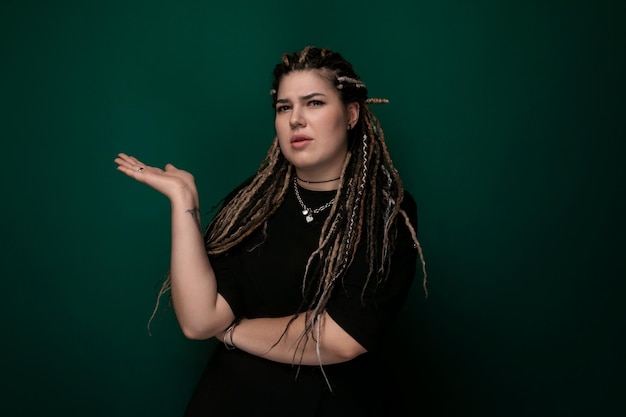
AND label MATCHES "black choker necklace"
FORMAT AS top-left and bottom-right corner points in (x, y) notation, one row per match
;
(296, 176), (340, 184)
